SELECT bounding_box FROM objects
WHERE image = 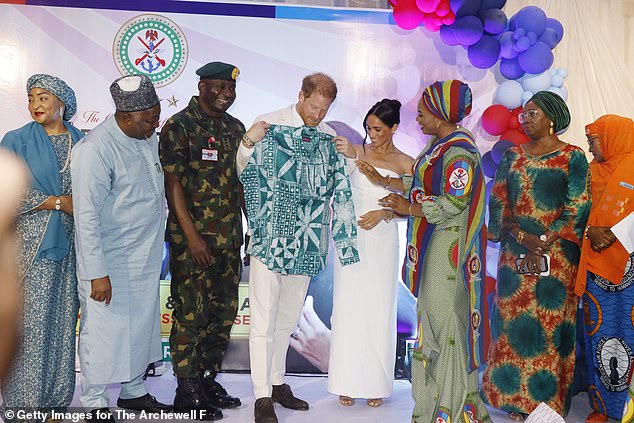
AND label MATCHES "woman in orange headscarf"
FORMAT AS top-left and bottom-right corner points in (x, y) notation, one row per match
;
(576, 114), (634, 423)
